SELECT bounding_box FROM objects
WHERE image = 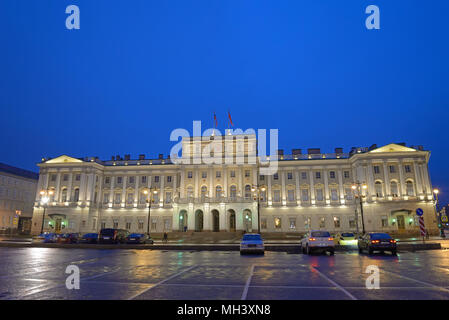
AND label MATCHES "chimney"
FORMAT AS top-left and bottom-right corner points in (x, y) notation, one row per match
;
(276, 149), (284, 156)
(139, 154), (145, 160)
(307, 148), (321, 155)
(292, 149), (302, 155)
(158, 154), (163, 159)
(334, 147), (343, 154)
(124, 154), (130, 161)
